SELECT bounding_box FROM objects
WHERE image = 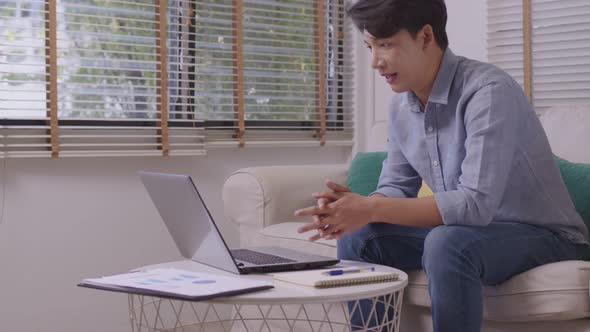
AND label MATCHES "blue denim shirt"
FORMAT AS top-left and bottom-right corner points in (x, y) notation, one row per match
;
(373, 49), (589, 246)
